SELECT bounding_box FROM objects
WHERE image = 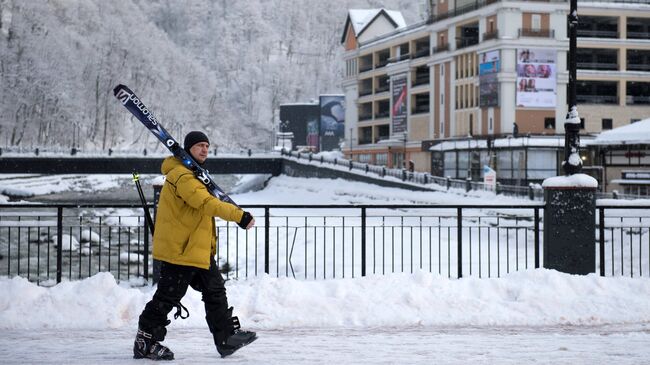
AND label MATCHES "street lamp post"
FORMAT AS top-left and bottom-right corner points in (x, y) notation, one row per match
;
(563, 0), (581, 175)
